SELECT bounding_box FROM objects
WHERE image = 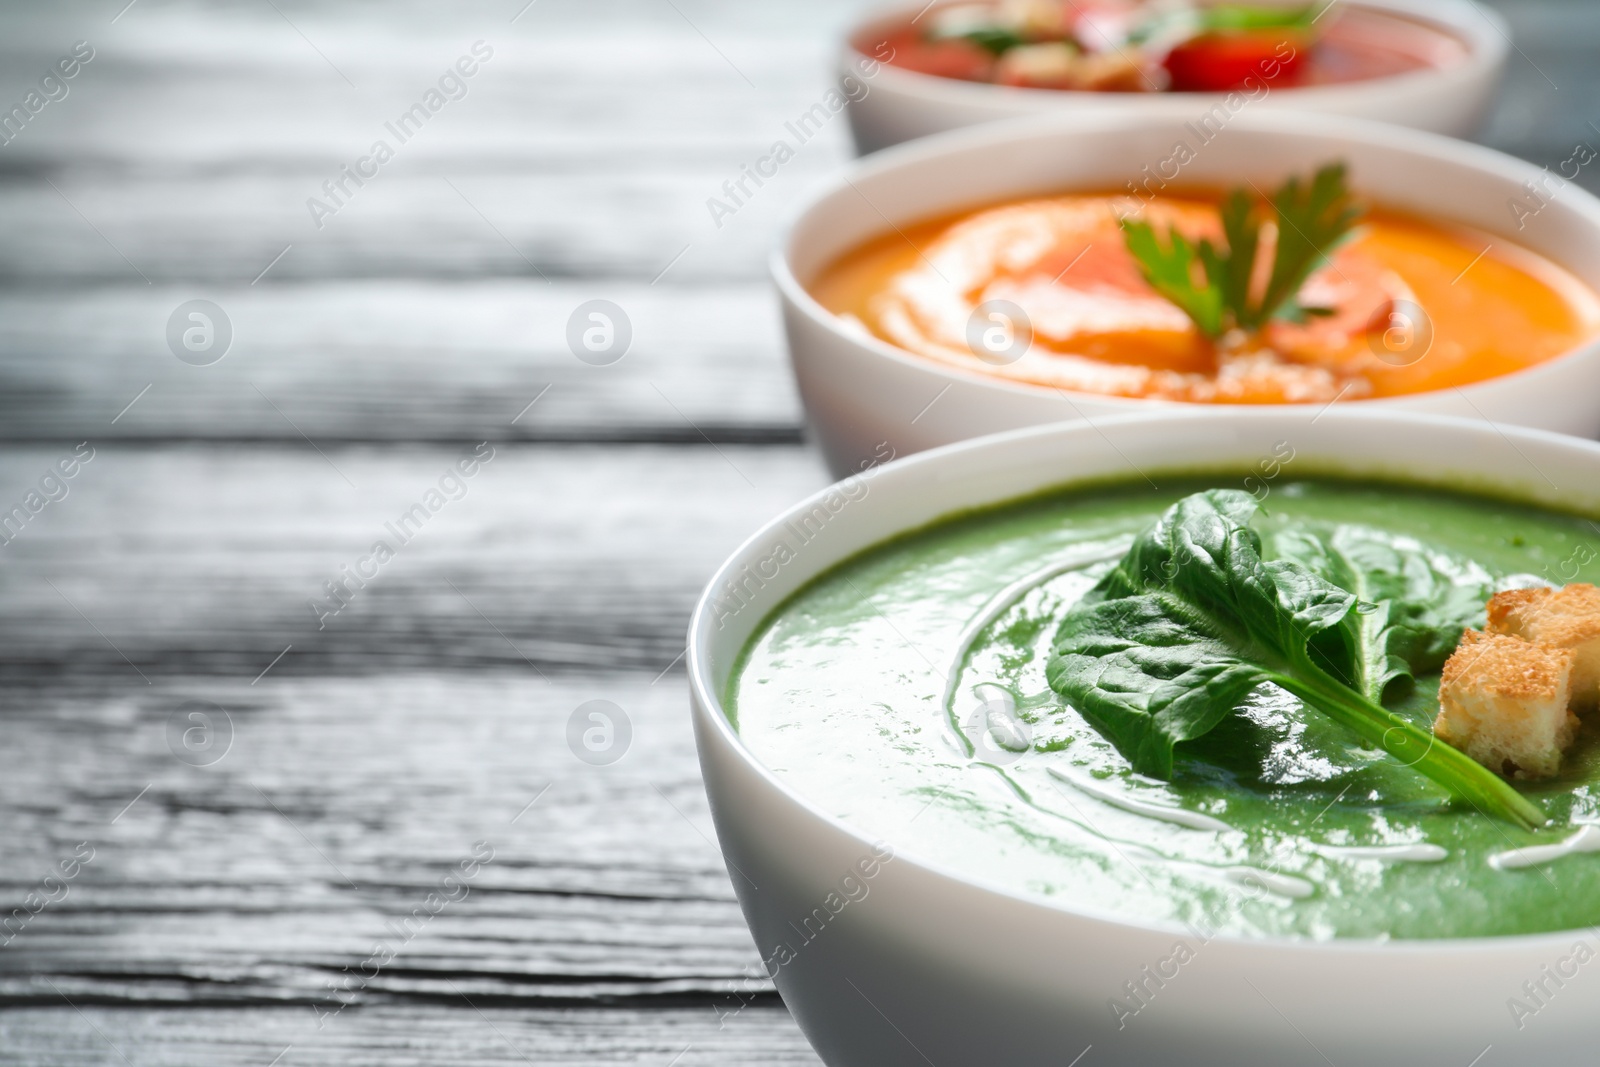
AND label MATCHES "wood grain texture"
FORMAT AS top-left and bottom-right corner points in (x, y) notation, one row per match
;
(0, 0), (874, 442)
(0, 283), (803, 441)
(0, 445), (826, 1006)
(0, 441), (827, 1062)
(0, 1006), (821, 1066)
(0, 444), (827, 678)
(0, 673), (768, 1005)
